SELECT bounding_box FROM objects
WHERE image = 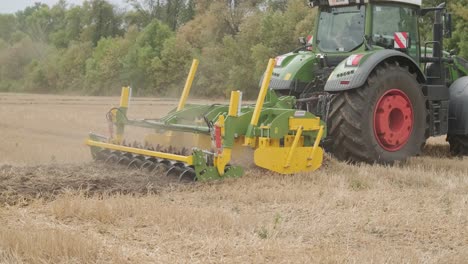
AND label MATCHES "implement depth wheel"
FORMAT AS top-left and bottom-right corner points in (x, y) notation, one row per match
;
(327, 63), (427, 163)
